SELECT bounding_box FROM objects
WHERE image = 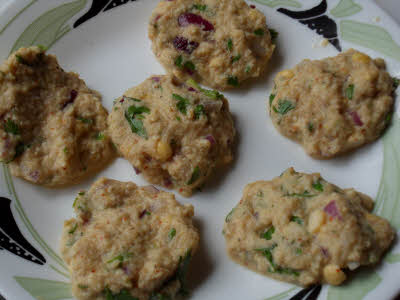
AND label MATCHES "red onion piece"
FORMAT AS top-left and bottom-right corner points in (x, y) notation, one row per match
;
(139, 209), (150, 219)
(250, 4), (256, 8)
(178, 13), (214, 31)
(133, 166), (141, 174)
(62, 89), (78, 109)
(324, 200), (342, 220)
(143, 185), (160, 194)
(188, 87), (197, 92)
(320, 247), (329, 257)
(173, 36), (199, 54)
(151, 76), (161, 82)
(29, 170), (40, 182)
(349, 111), (363, 126)
(205, 135), (215, 145)
(164, 177), (172, 187)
